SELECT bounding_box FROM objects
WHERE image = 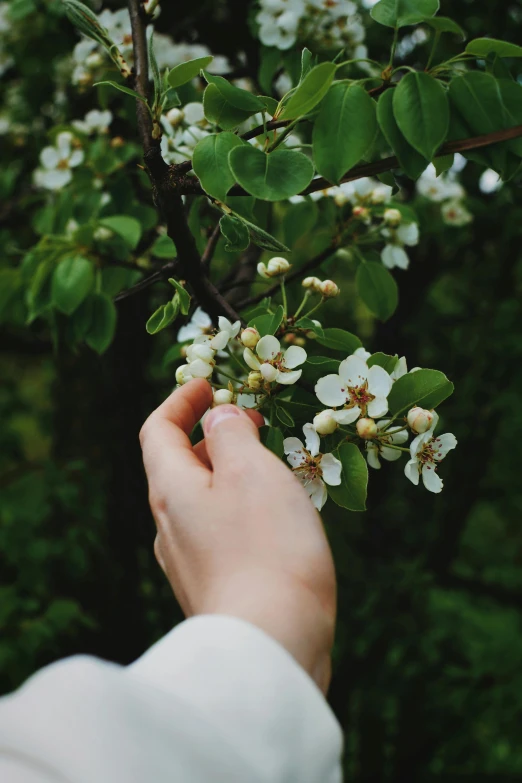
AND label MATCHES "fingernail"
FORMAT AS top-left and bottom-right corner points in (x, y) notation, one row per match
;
(203, 404), (241, 435)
